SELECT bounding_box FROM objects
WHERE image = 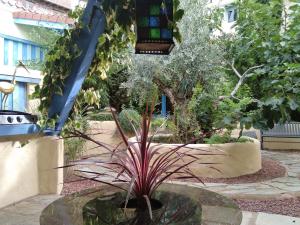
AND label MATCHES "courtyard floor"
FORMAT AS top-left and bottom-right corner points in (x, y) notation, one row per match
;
(1, 149), (300, 225)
